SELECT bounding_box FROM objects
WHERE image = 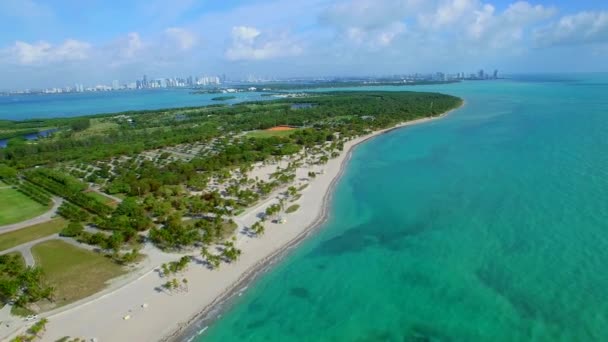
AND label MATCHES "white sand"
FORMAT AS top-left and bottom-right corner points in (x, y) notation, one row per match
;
(8, 109), (458, 342)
